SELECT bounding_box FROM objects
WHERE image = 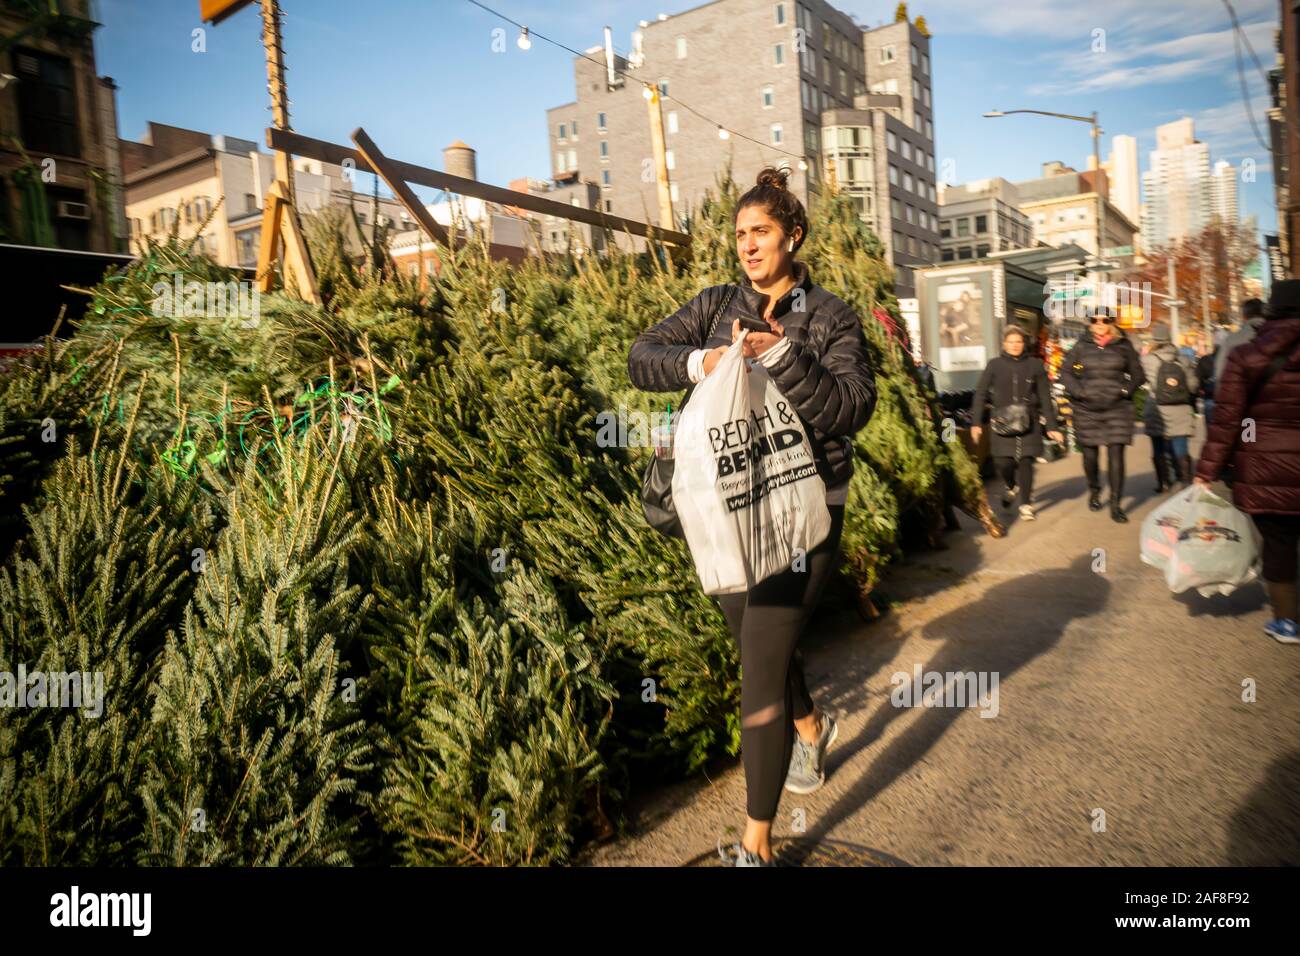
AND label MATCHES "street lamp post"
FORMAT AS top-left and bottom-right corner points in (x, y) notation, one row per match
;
(983, 108), (1109, 288)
